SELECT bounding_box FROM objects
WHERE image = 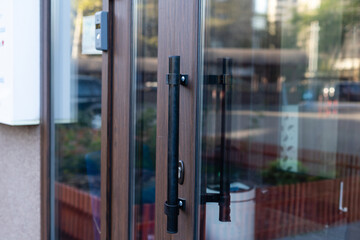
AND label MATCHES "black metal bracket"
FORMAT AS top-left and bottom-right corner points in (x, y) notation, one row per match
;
(178, 198), (186, 210)
(201, 193), (220, 204)
(164, 201), (178, 217)
(166, 73), (188, 86)
(164, 199), (186, 214)
(200, 193), (231, 205)
(204, 57), (233, 86)
(164, 198), (186, 234)
(164, 198), (186, 213)
(204, 74), (232, 85)
(200, 193), (231, 222)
